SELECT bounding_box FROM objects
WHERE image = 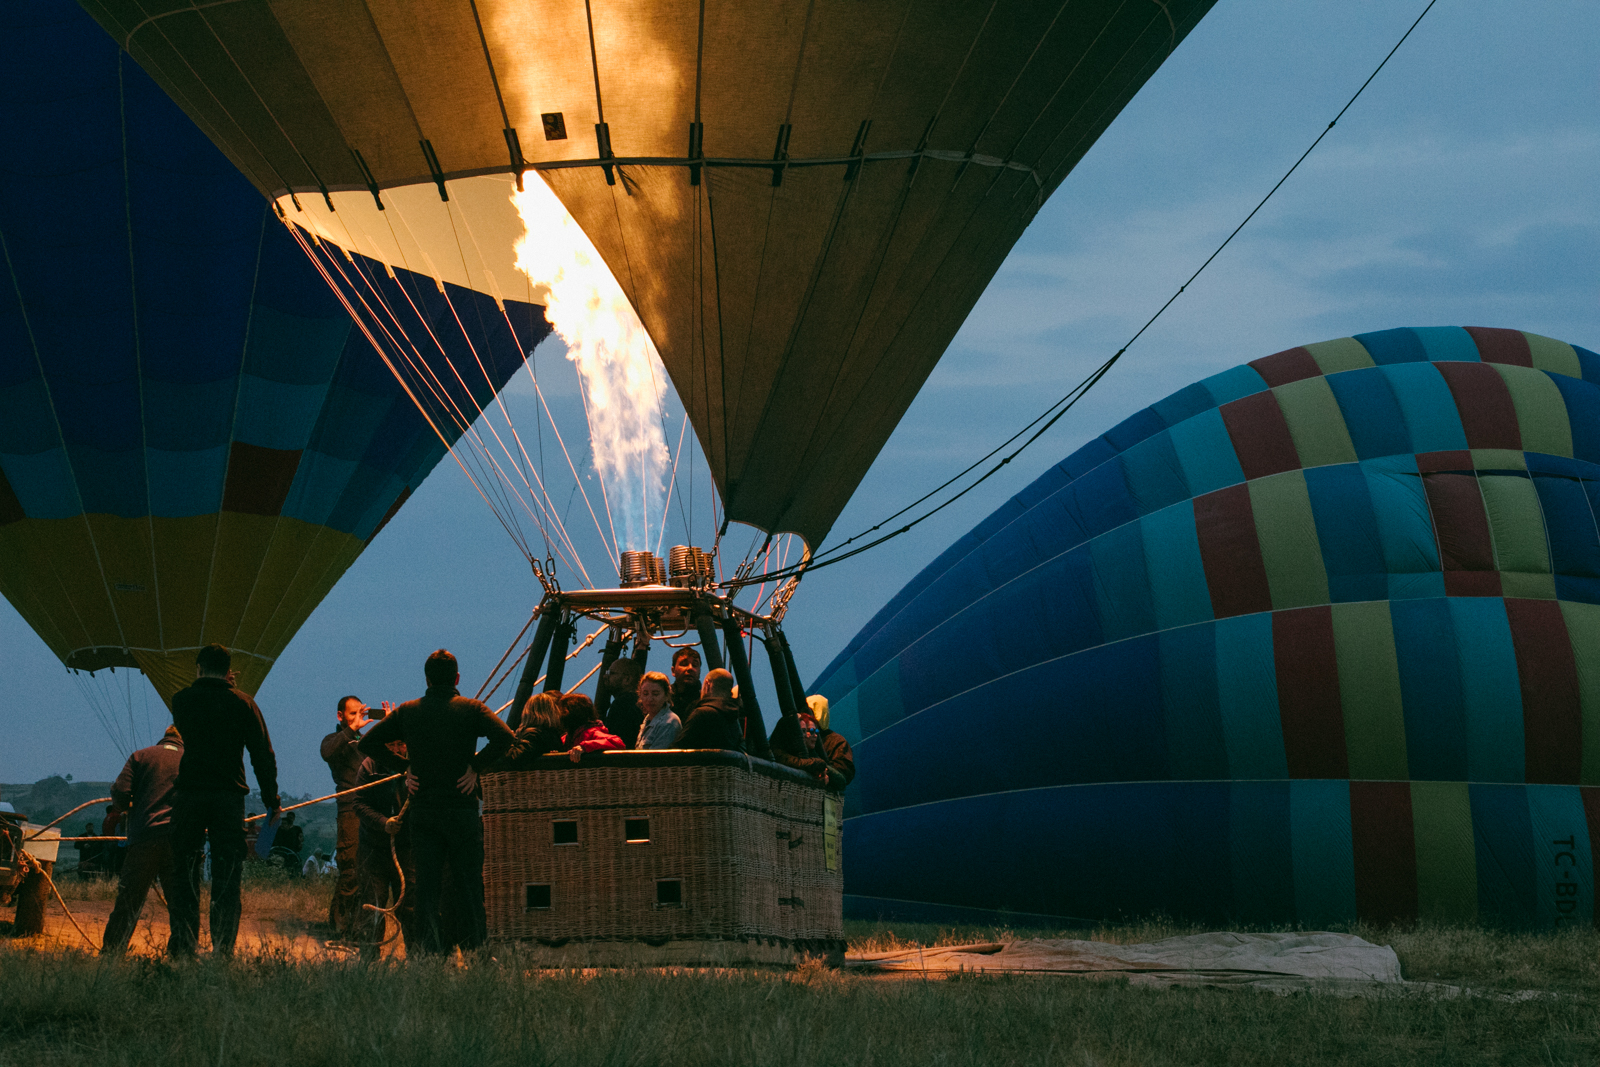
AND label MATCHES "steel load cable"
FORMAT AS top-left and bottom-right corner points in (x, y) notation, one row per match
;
(733, 0), (1441, 590)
